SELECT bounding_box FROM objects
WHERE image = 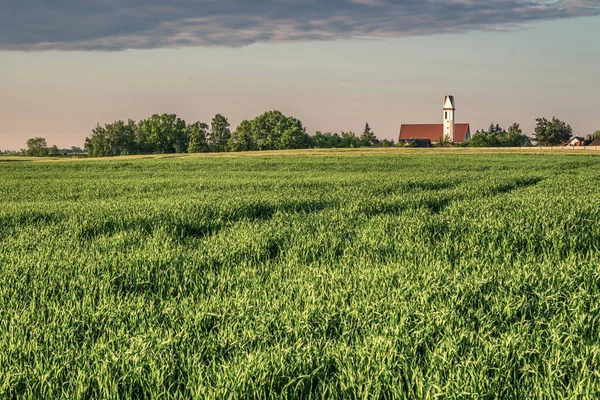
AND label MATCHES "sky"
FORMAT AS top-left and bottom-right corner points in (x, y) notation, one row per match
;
(1, 0), (599, 150)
